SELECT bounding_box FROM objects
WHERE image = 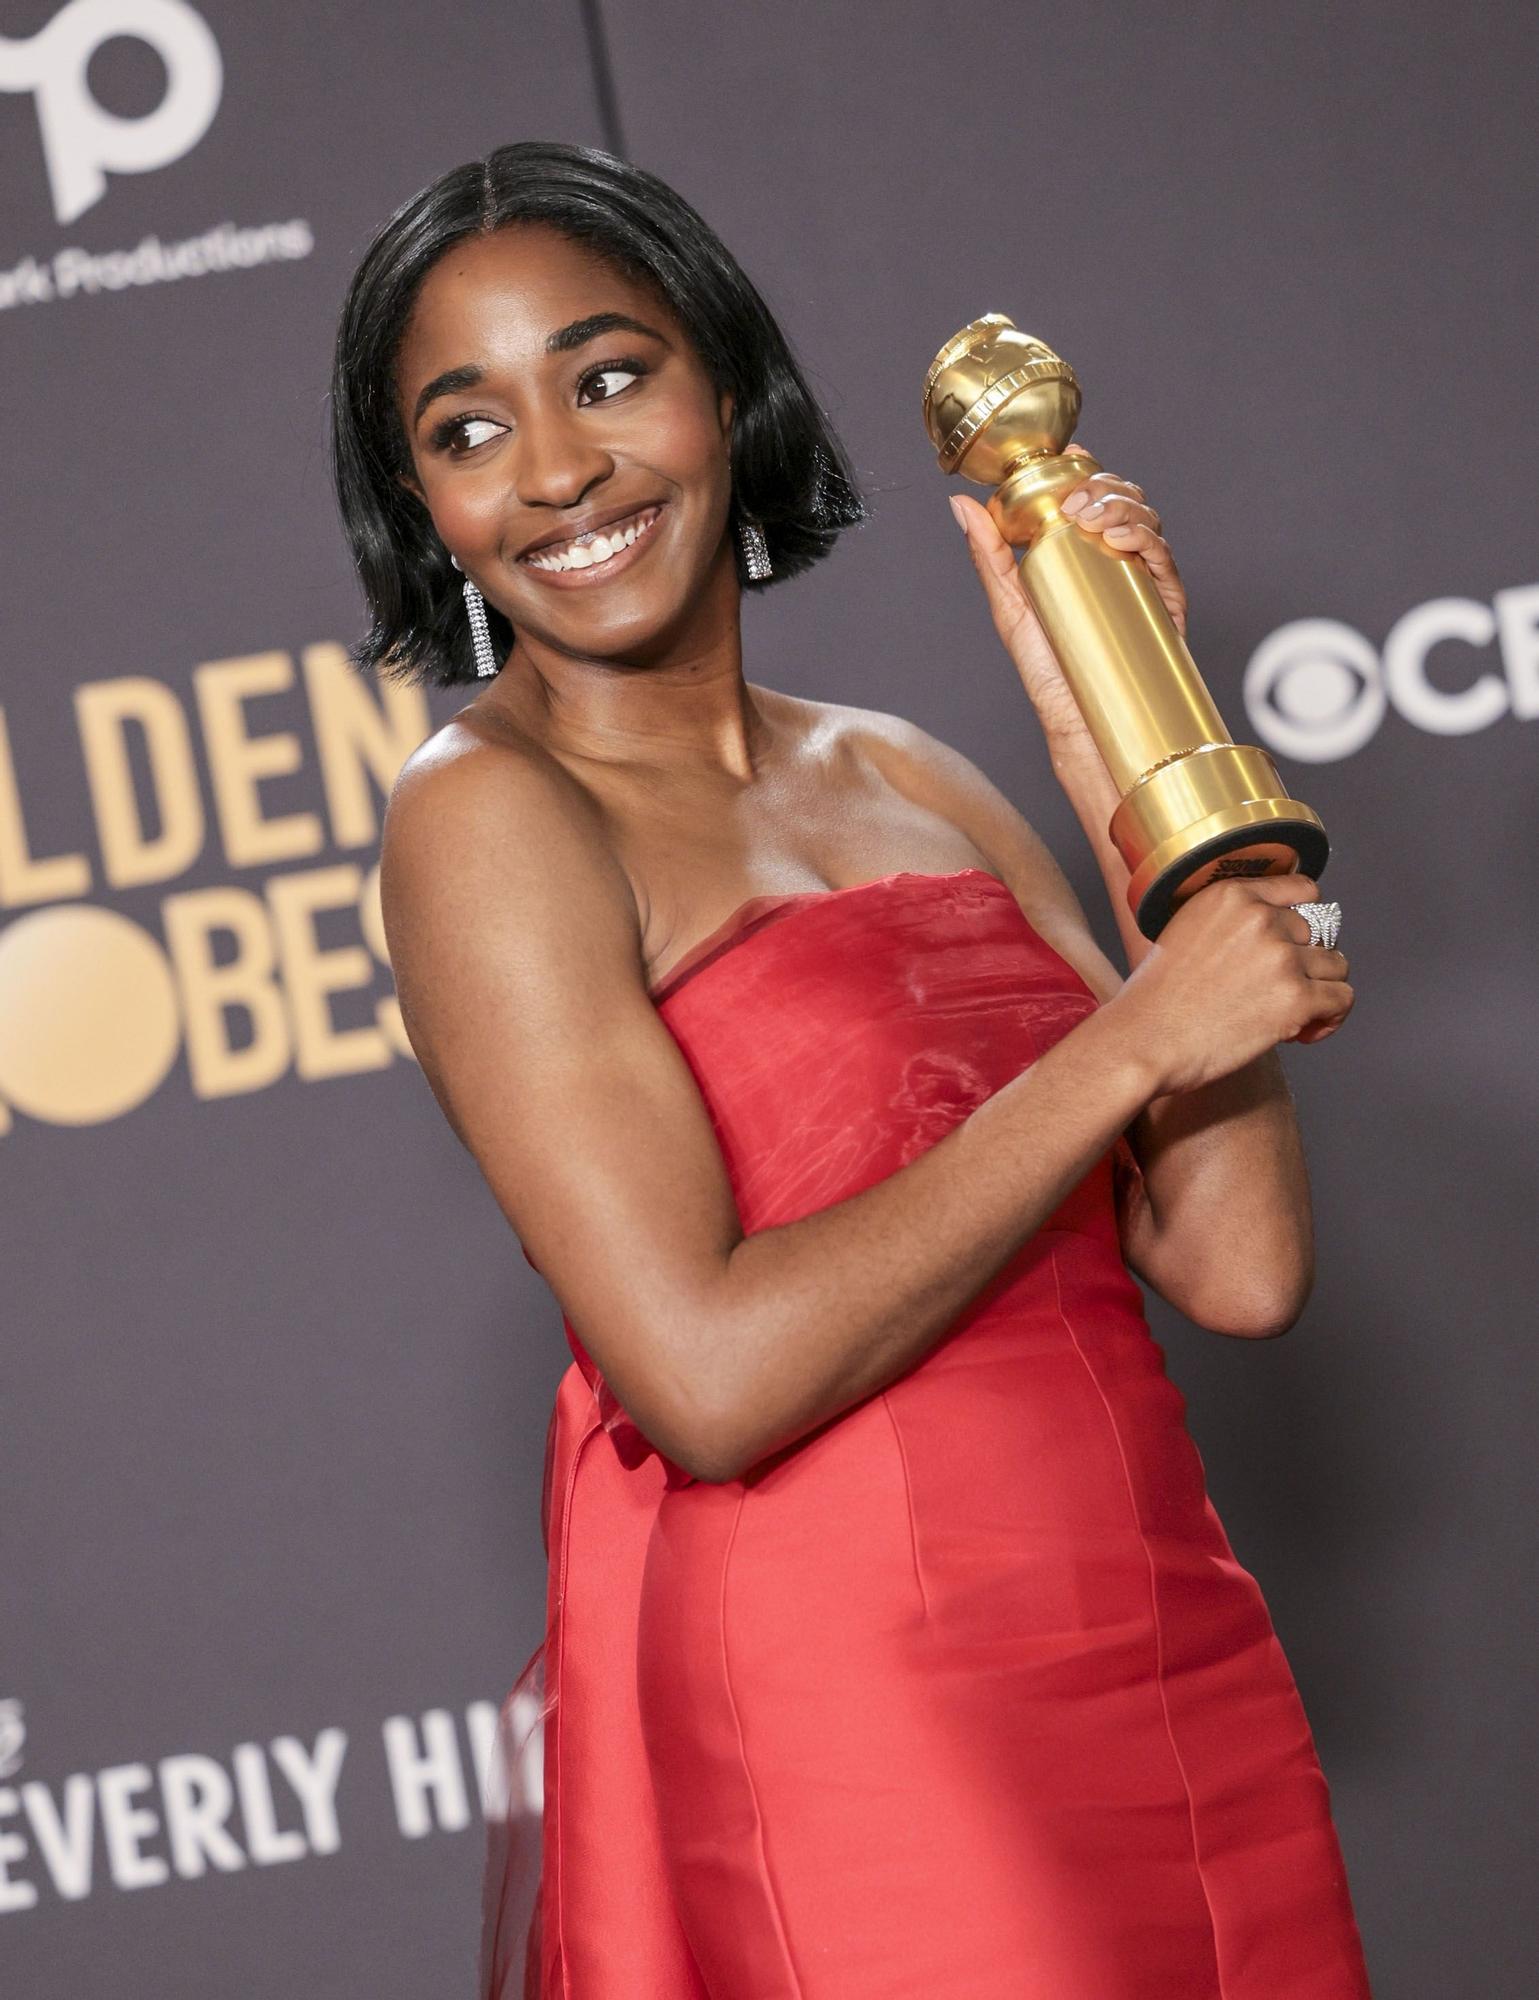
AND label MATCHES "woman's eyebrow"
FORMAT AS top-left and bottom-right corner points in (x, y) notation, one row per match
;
(544, 311), (670, 355)
(413, 363), (484, 427)
(412, 313), (671, 428)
